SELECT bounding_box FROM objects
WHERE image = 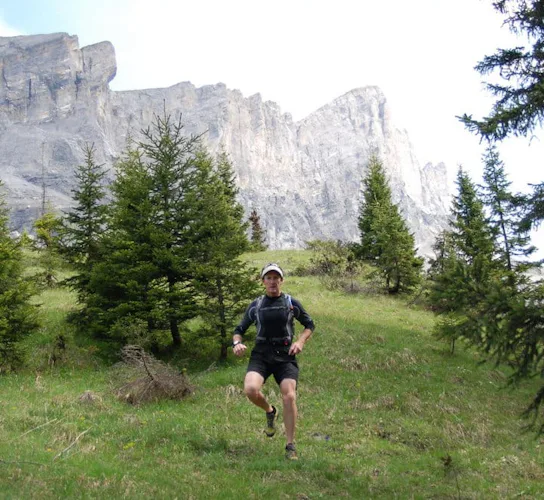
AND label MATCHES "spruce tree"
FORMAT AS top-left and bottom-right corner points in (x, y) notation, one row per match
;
(358, 154), (392, 260)
(248, 209), (267, 252)
(429, 168), (498, 350)
(370, 201), (423, 293)
(480, 145), (535, 273)
(0, 182), (39, 370)
(190, 151), (259, 360)
(85, 115), (202, 347)
(358, 154), (423, 293)
(83, 149), (161, 340)
(60, 144), (109, 302)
